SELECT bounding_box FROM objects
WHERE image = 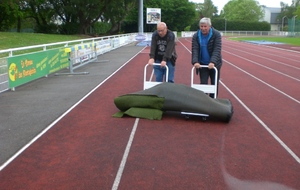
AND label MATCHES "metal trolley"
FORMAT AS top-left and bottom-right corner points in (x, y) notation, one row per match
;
(181, 65), (218, 121)
(143, 63), (169, 90)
